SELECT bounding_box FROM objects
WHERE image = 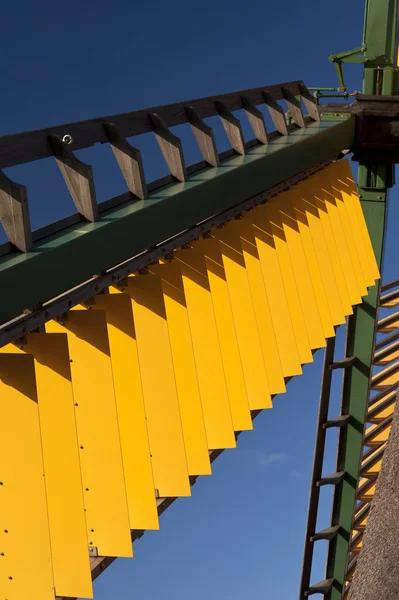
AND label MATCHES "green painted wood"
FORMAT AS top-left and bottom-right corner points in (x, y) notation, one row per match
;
(0, 117), (354, 326)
